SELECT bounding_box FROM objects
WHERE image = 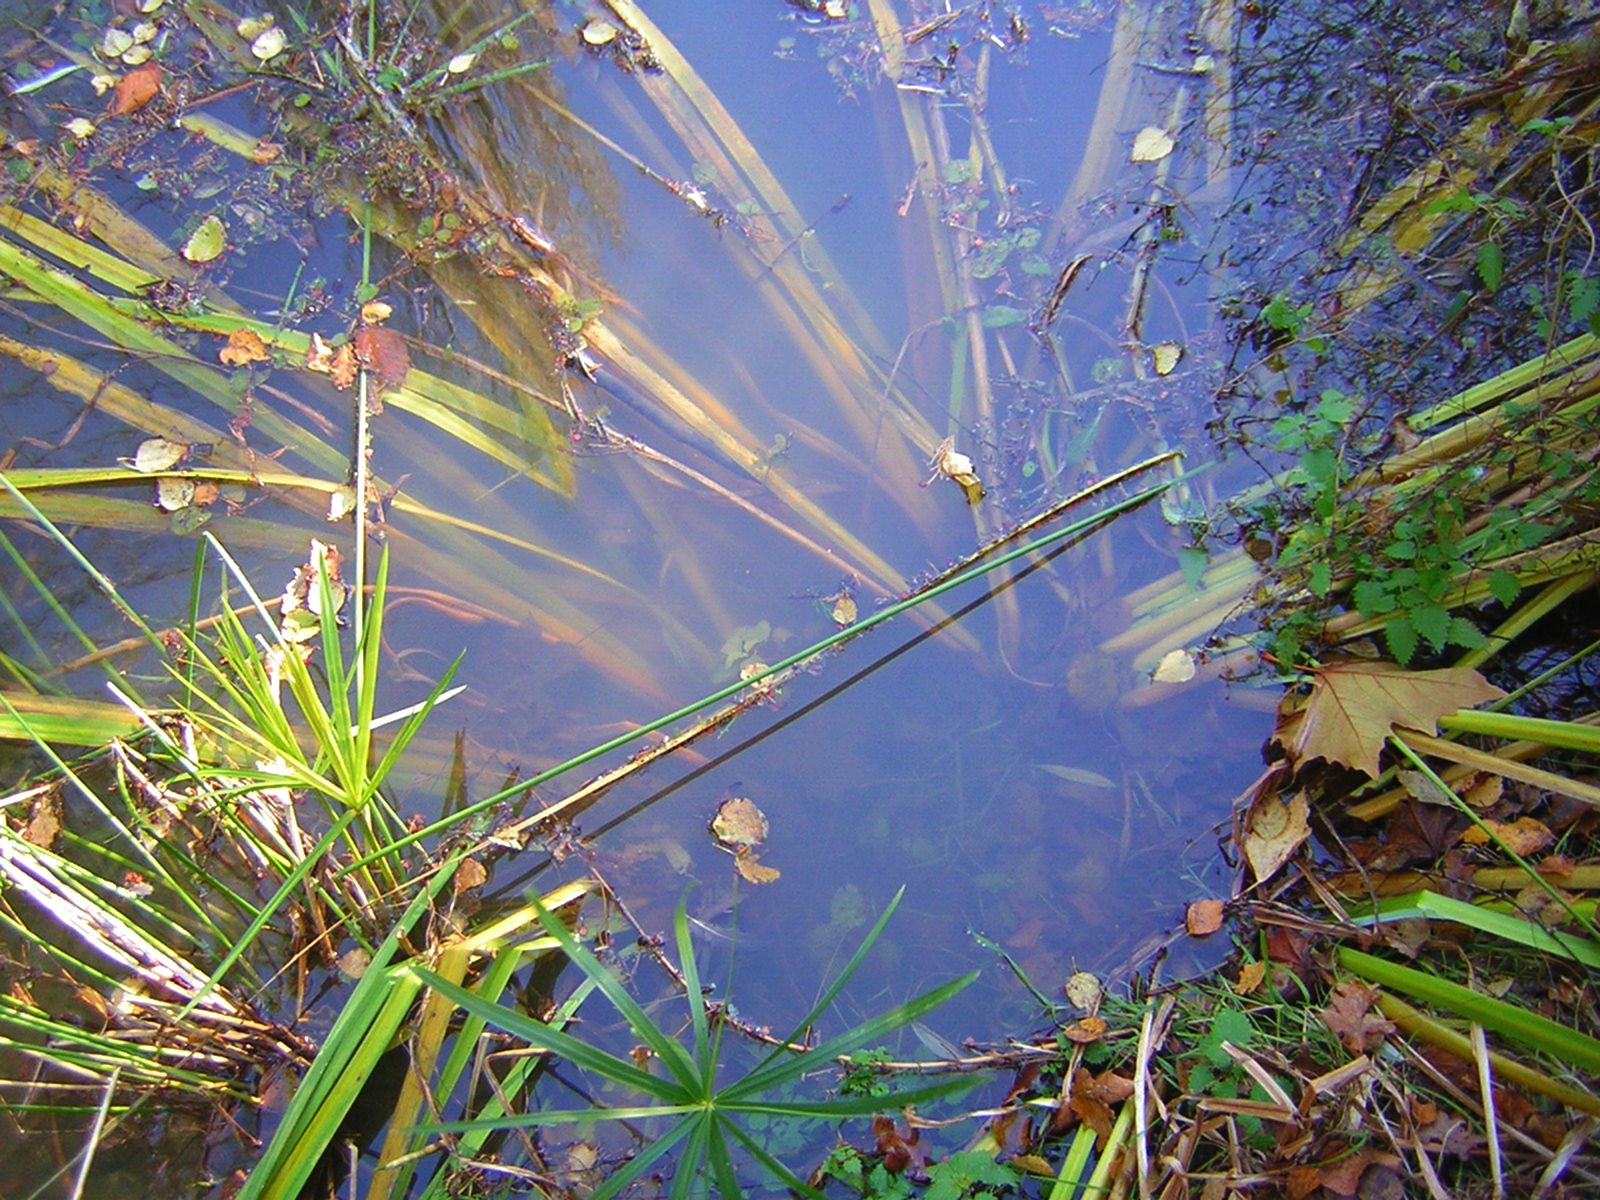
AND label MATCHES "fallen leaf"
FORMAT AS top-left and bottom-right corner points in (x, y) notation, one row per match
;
(1461, 816), (1554, 856)
(734, 850), (780, 884)
(337, 947), (371, 980)
(218, 328), (269, 367)
(360, 299), (393, 325)
(64, 118), (98, 141)
(327, 486), (357, 522)
(1322, 980), (1395, 1054)
(102, 28), (135, 58)
(1064, 971), (1103, 1013)
(1186, 899), (1225, 936)
(1151, 341), (1183, 376)
(129, 437), (187, 473)
(826, 588), (857, 627)
(121, 44), (152, 66)
(181, 215), (227, 264)
(1241, 790), (1310, 883)
(447, 52), (476, 74)
(710, 797), (768, 851)
(251, 26), (287, 61)
(1274, 660), (1504, 777)
(926, 436), (985, 504)
(580, 18), (620, 46)
(191, 481), (220, 507)
(1130, 126), (1174, 162)
(108, 63), (162, 115)
(353, 324), (410, 390)
(236, 15), (274, 39)
(329, 343), (359, 390)
(250, 139), (283, 164)
(23, 789), (62, 849)
(1083, 1069), (1134, 1104)
(154, 476), (195, 511)
(1062, 1015), (1107, 1044)
(453, 857), (488, 893)
(1066, 1069), (1116, 1136)
(1234, 960), (1267, 995)
(1152, 647), (1196, 683)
